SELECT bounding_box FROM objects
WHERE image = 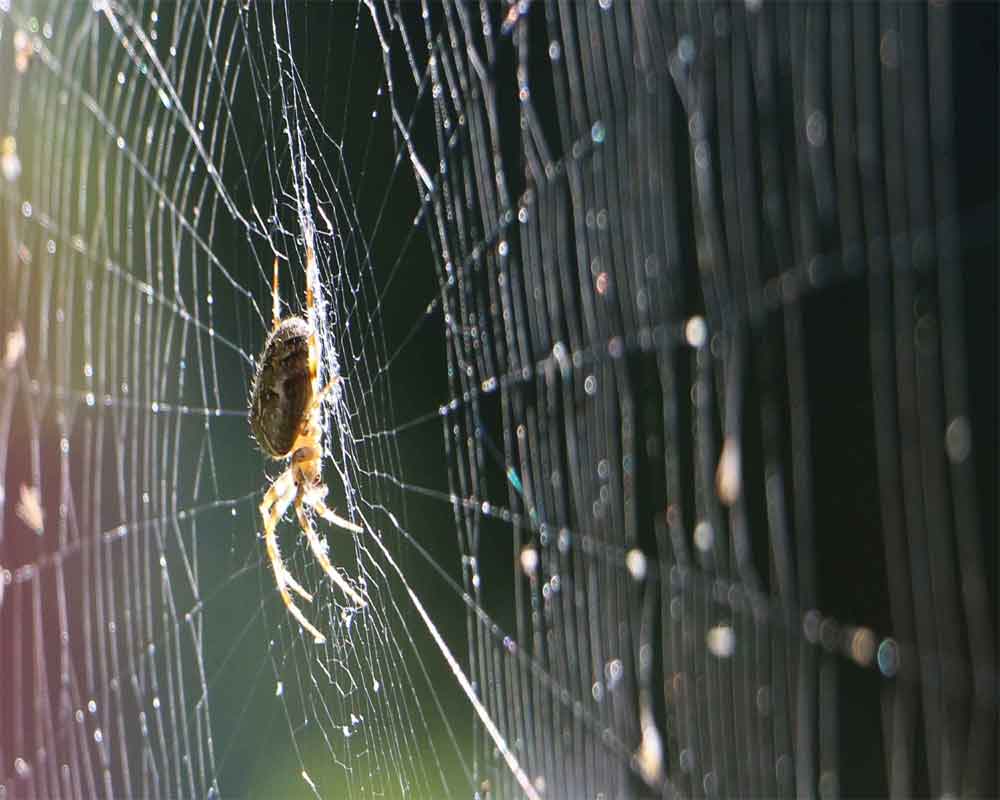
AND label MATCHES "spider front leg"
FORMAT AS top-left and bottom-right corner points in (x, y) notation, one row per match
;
(301, 375), (340, 422)
(260, 468), (327, 643)
(295, 492), (367, 608)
